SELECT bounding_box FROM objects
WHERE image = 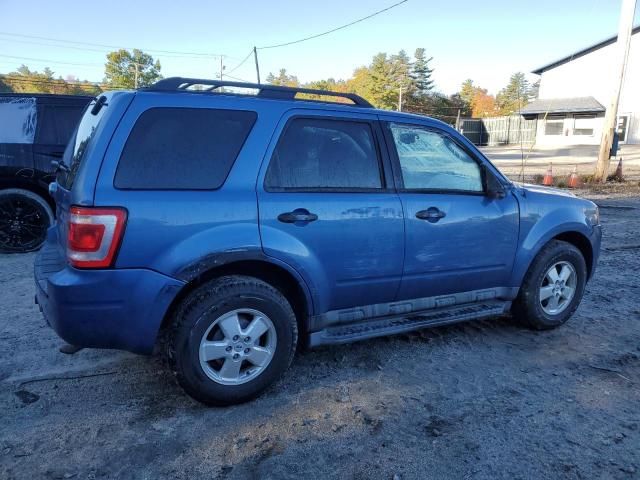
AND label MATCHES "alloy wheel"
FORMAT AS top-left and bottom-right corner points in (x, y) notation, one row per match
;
(198, 308), (277, 386)
(539, 261), (577, 315)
